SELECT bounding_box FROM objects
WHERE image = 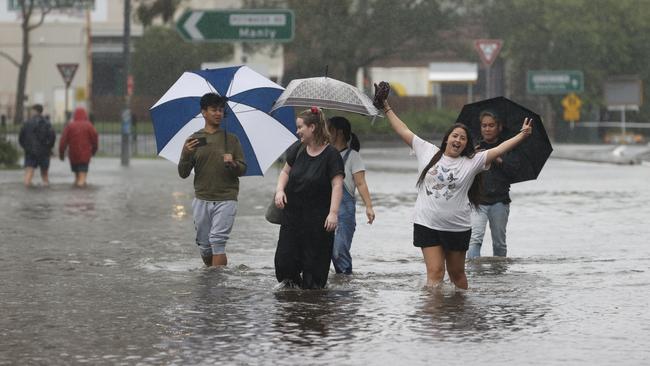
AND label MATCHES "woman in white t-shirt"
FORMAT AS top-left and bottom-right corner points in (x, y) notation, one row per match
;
(376, 83), (532, 289)
(327, 116), (376, 274)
